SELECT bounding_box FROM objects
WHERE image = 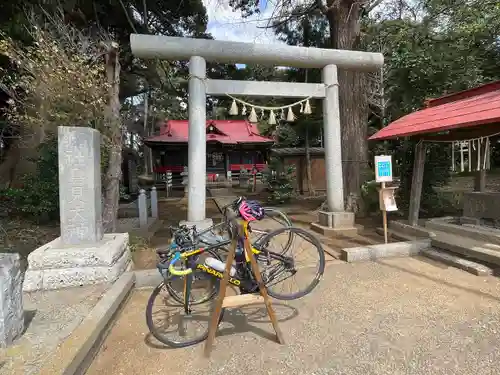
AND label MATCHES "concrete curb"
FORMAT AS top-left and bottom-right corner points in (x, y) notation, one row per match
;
(389, 220), (434, 238)
(38, 272), (135, 375)
(134, 269), (163, 288)
(341, 239), (431, 263)
(426, 217), (500, 245)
